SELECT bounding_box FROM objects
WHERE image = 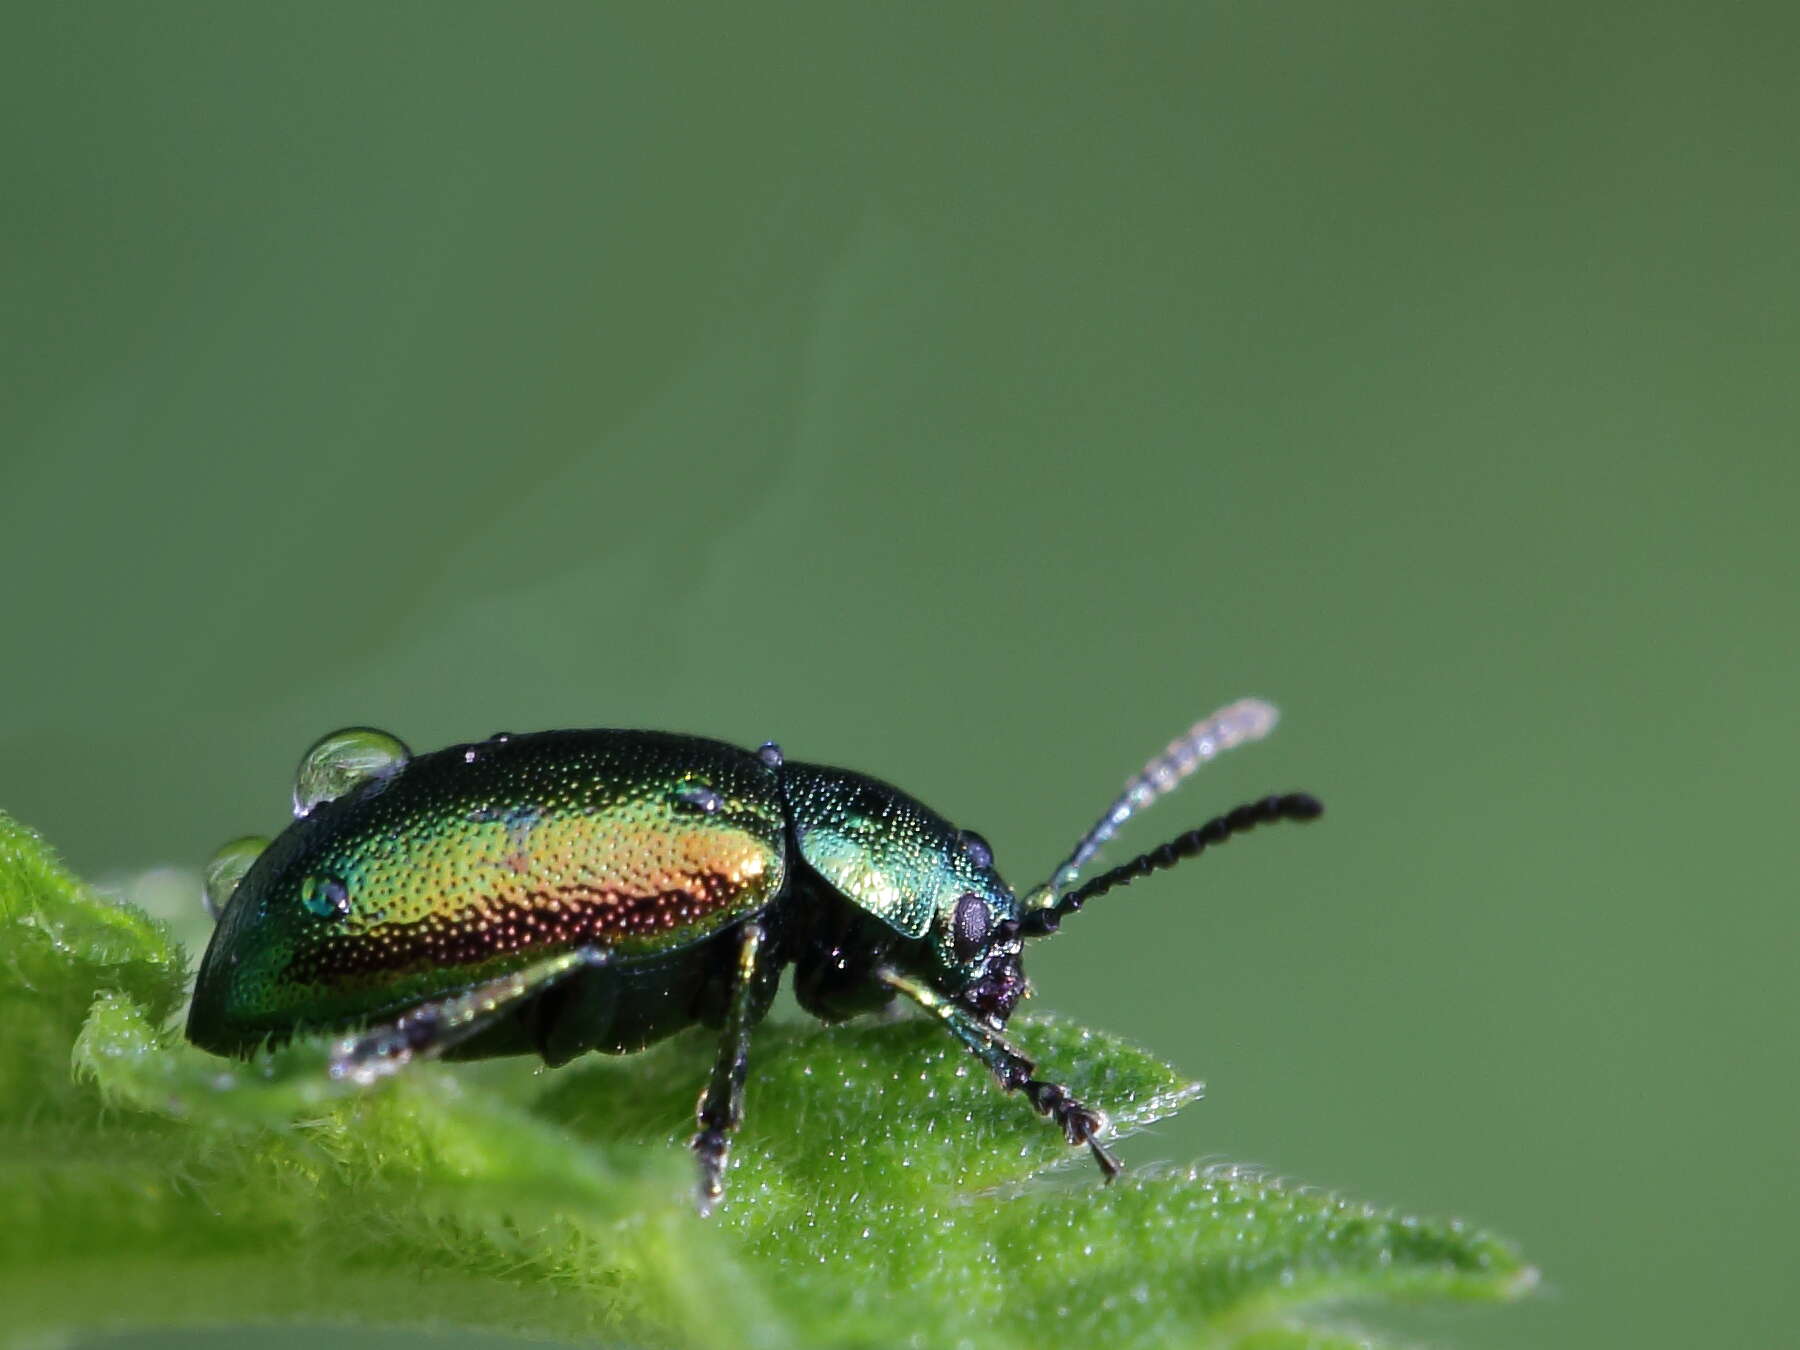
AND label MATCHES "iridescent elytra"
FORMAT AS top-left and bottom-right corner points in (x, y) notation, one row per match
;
(188, 700), (1322, 1209)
